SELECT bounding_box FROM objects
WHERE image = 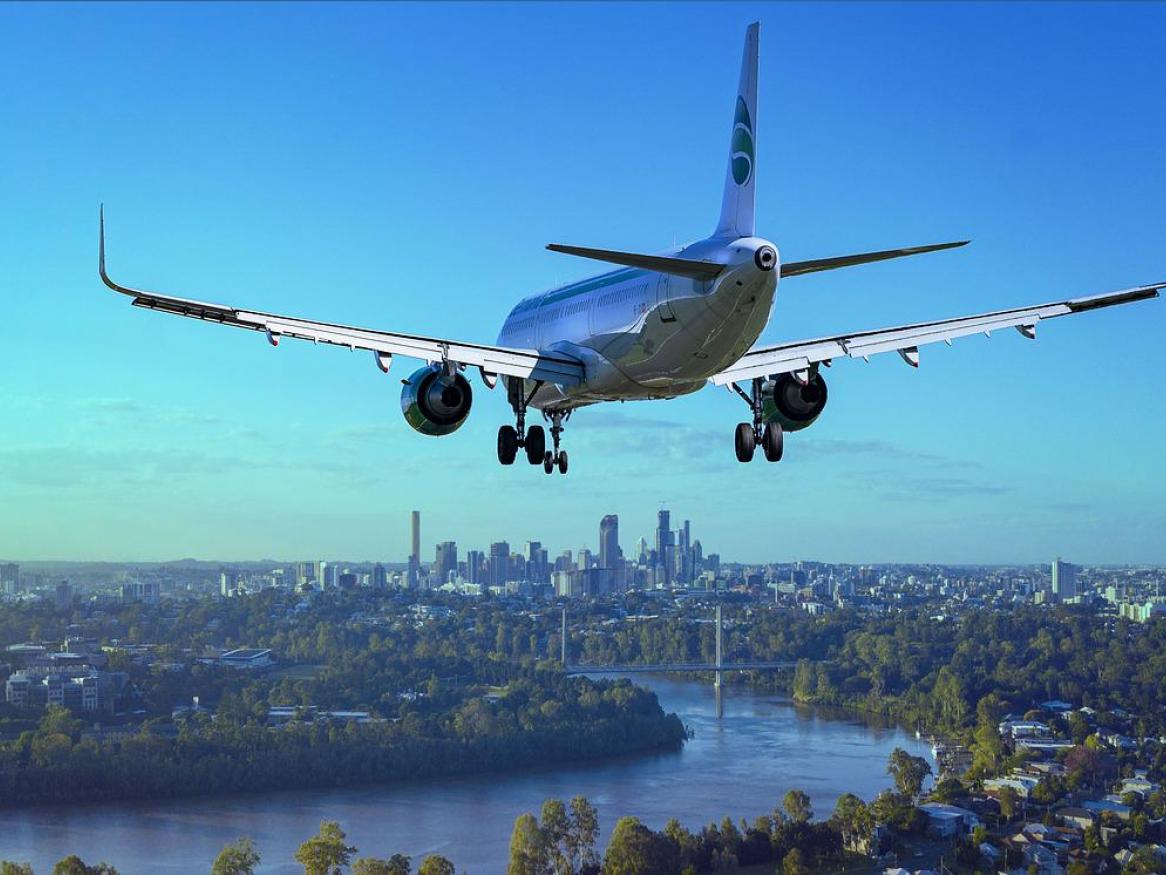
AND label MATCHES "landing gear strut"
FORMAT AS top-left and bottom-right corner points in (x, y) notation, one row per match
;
(542, 410), (569, 475)
(731, 377), (783, 464)
(497, 378), (553, 469)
